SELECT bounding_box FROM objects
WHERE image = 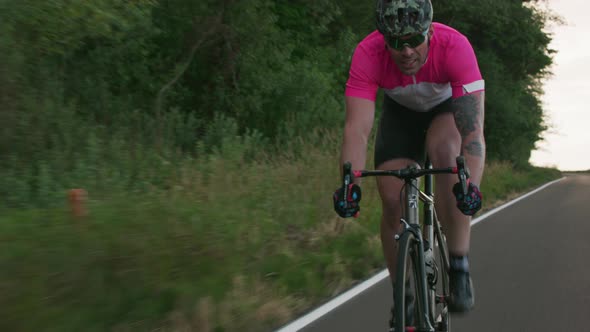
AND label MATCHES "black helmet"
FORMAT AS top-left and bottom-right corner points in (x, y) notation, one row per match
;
(376, 0), (433, 38)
